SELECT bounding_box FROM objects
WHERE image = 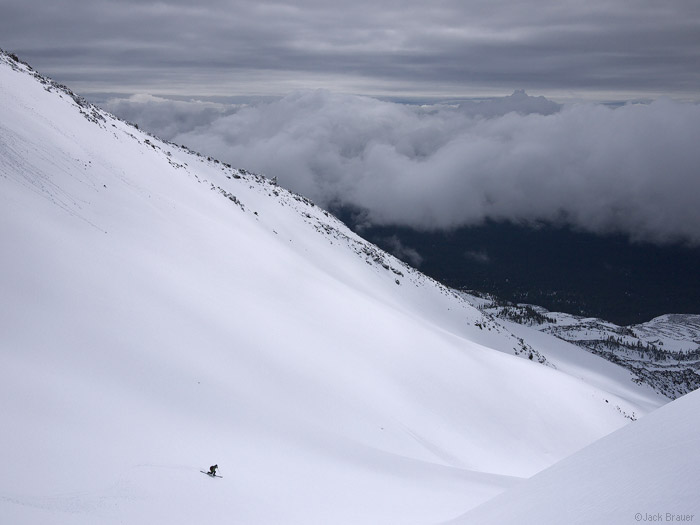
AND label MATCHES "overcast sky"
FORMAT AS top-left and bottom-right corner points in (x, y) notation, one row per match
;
(1, 0), (699, 101)
(2, 1), (700, 245)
